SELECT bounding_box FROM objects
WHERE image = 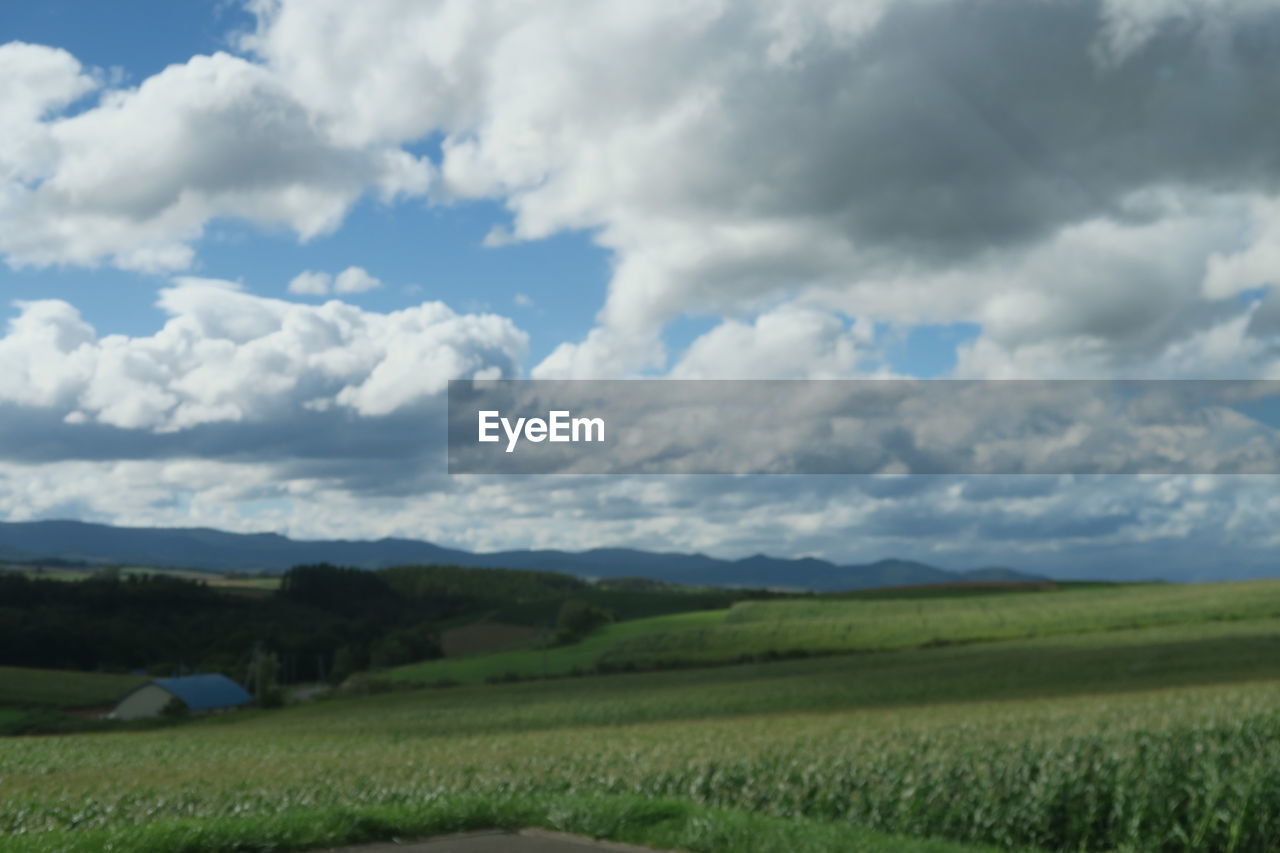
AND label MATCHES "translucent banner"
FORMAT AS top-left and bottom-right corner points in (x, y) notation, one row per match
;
(447, 380), (1280, 475)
